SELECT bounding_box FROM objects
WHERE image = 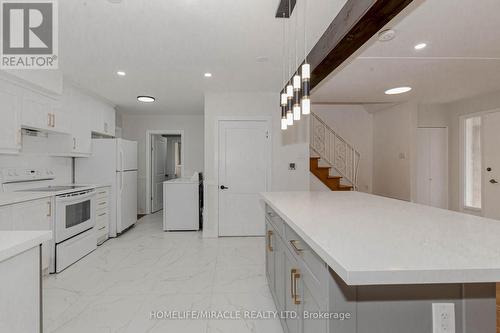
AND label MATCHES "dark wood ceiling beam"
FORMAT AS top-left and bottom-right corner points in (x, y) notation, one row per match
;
(279, 0), (414, 90)
(276, 0), (296, 18)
